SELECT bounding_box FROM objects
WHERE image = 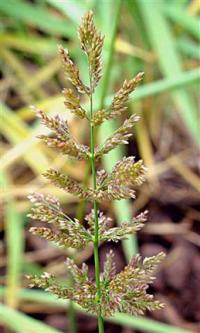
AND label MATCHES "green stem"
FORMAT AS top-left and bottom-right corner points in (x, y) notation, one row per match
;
(90, 92), (104, 332)
(68, 300), (76, 333)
